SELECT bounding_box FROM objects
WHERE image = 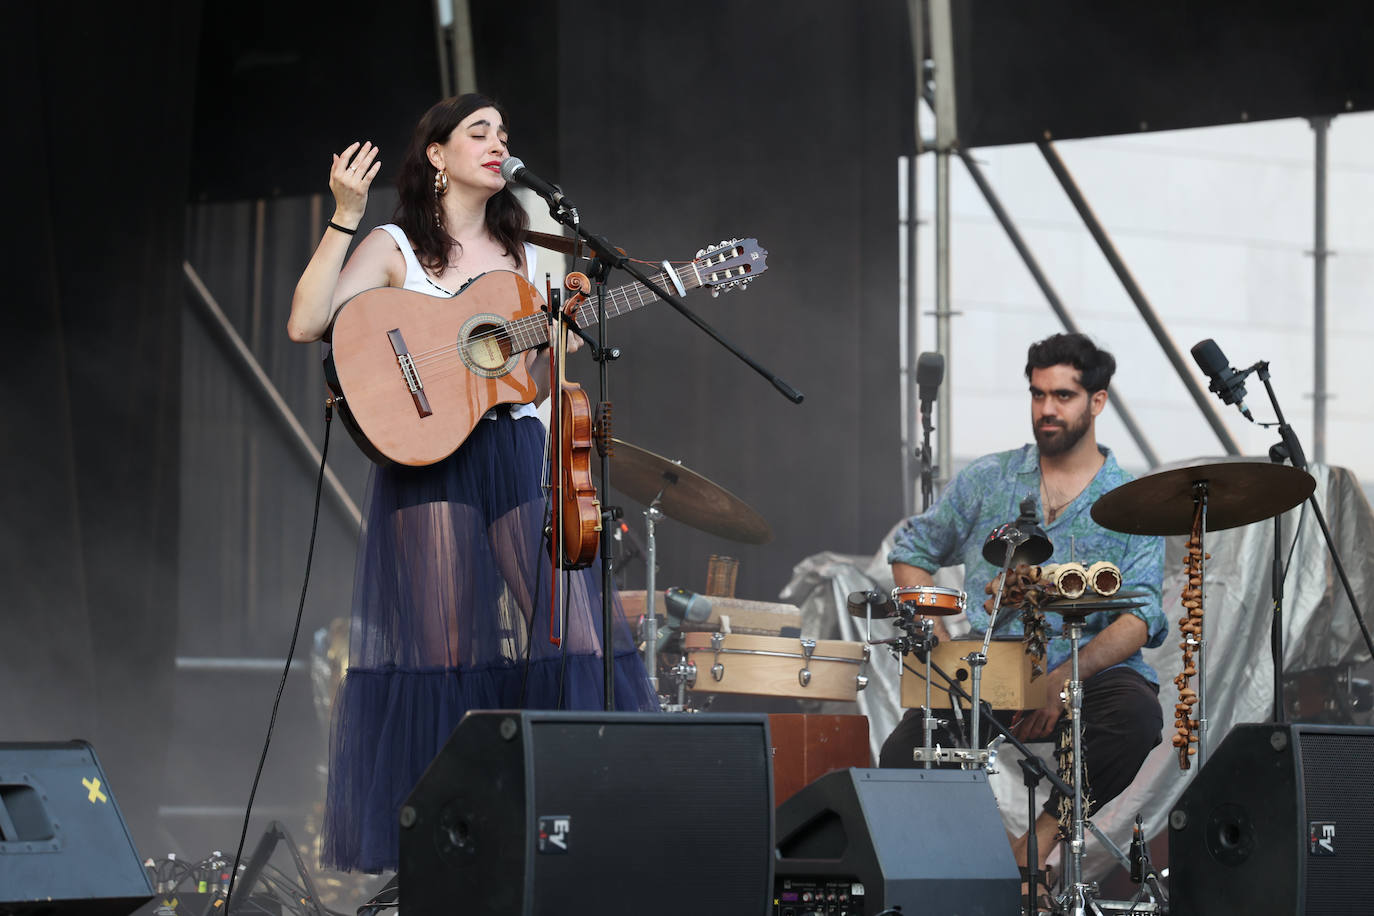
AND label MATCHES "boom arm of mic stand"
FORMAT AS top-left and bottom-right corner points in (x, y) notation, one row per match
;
(555, 216), (805, 404)
(1255, 366), (1374, 662)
